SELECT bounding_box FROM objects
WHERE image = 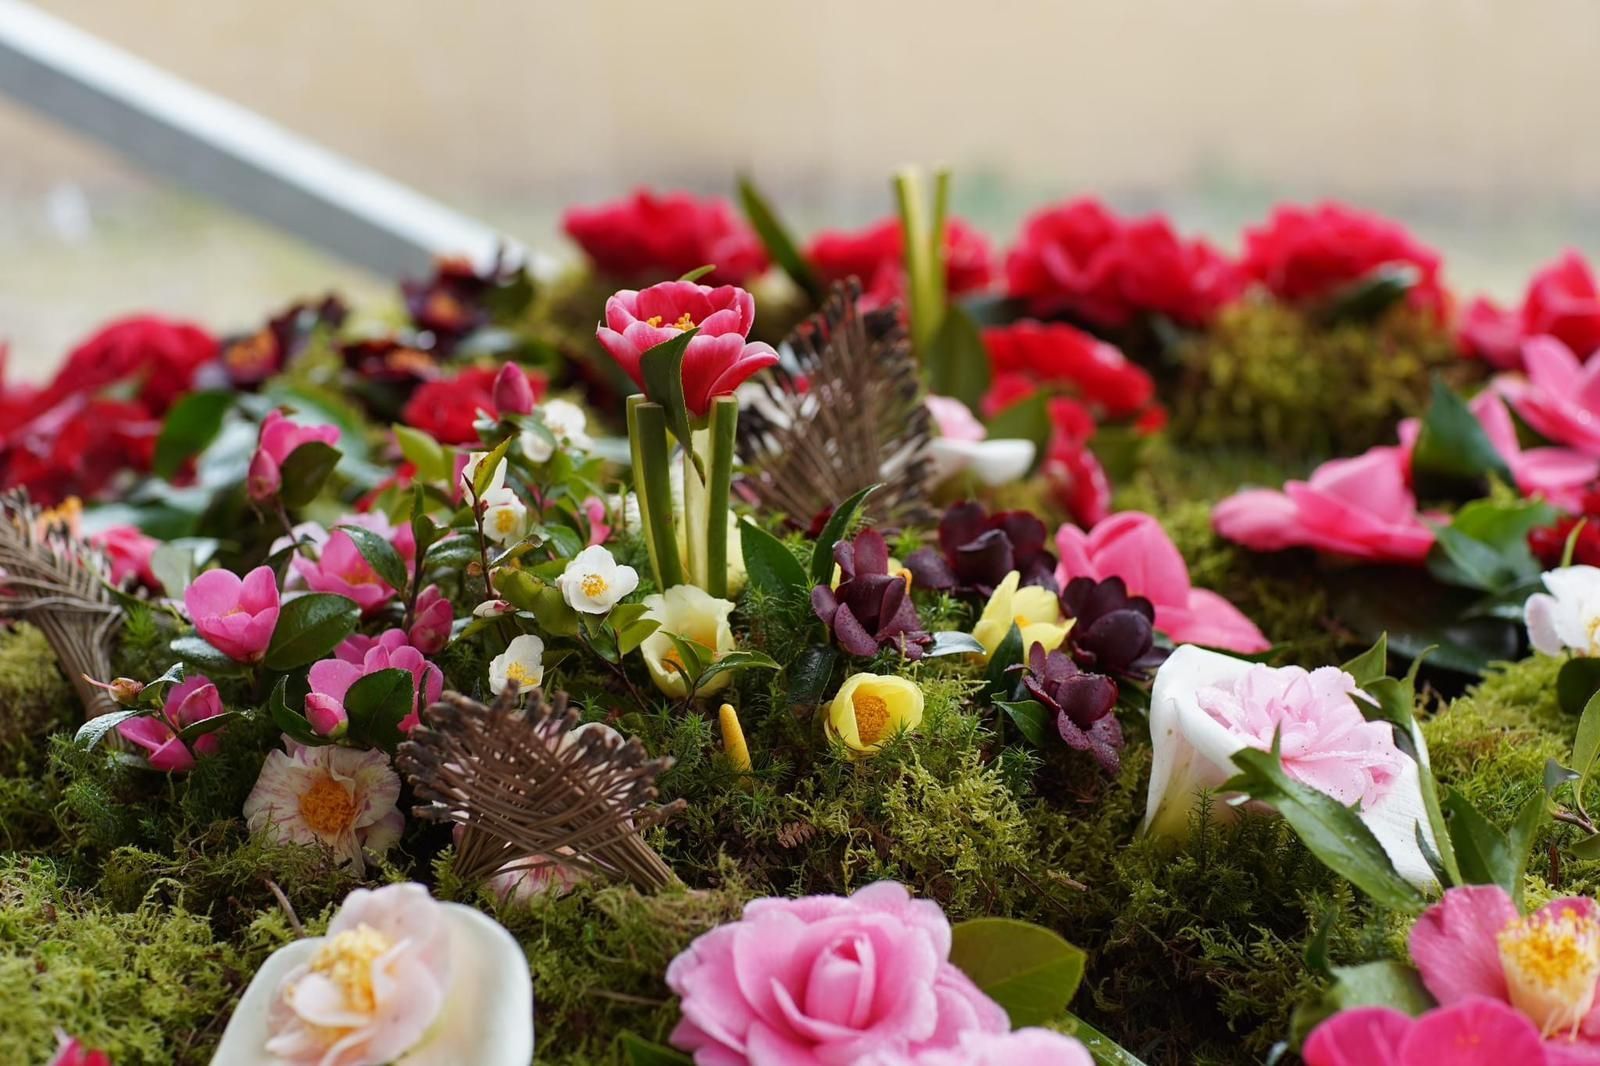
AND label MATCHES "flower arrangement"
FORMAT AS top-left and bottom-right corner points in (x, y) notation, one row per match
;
(10, 172), (1600, 1066)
